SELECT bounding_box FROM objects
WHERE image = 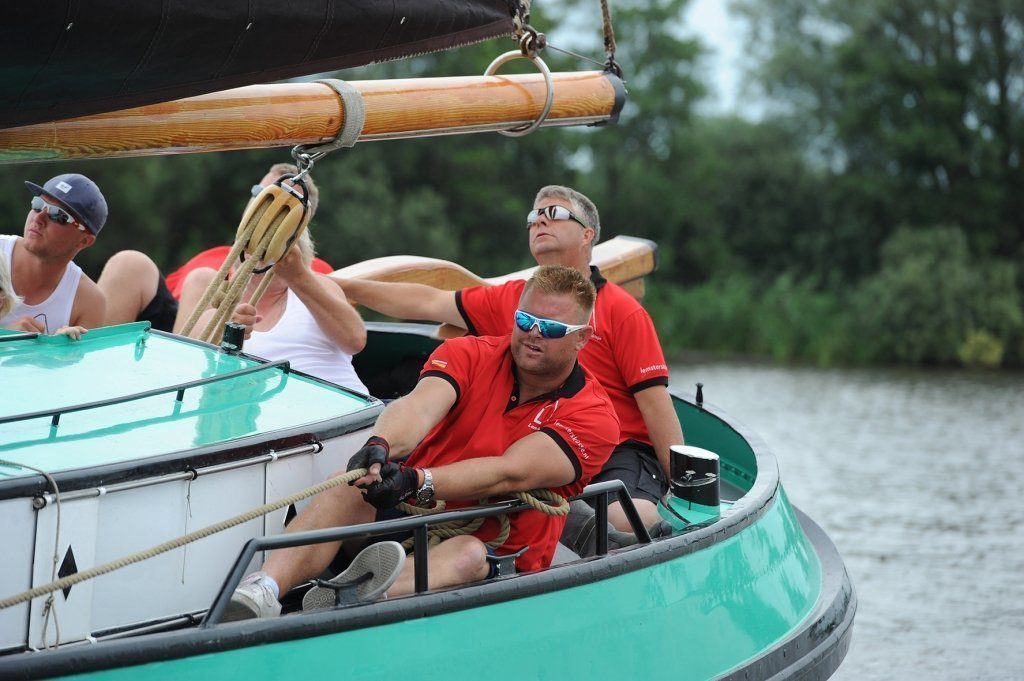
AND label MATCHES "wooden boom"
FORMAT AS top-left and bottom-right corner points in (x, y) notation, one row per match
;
(0, 72), (624, 163)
